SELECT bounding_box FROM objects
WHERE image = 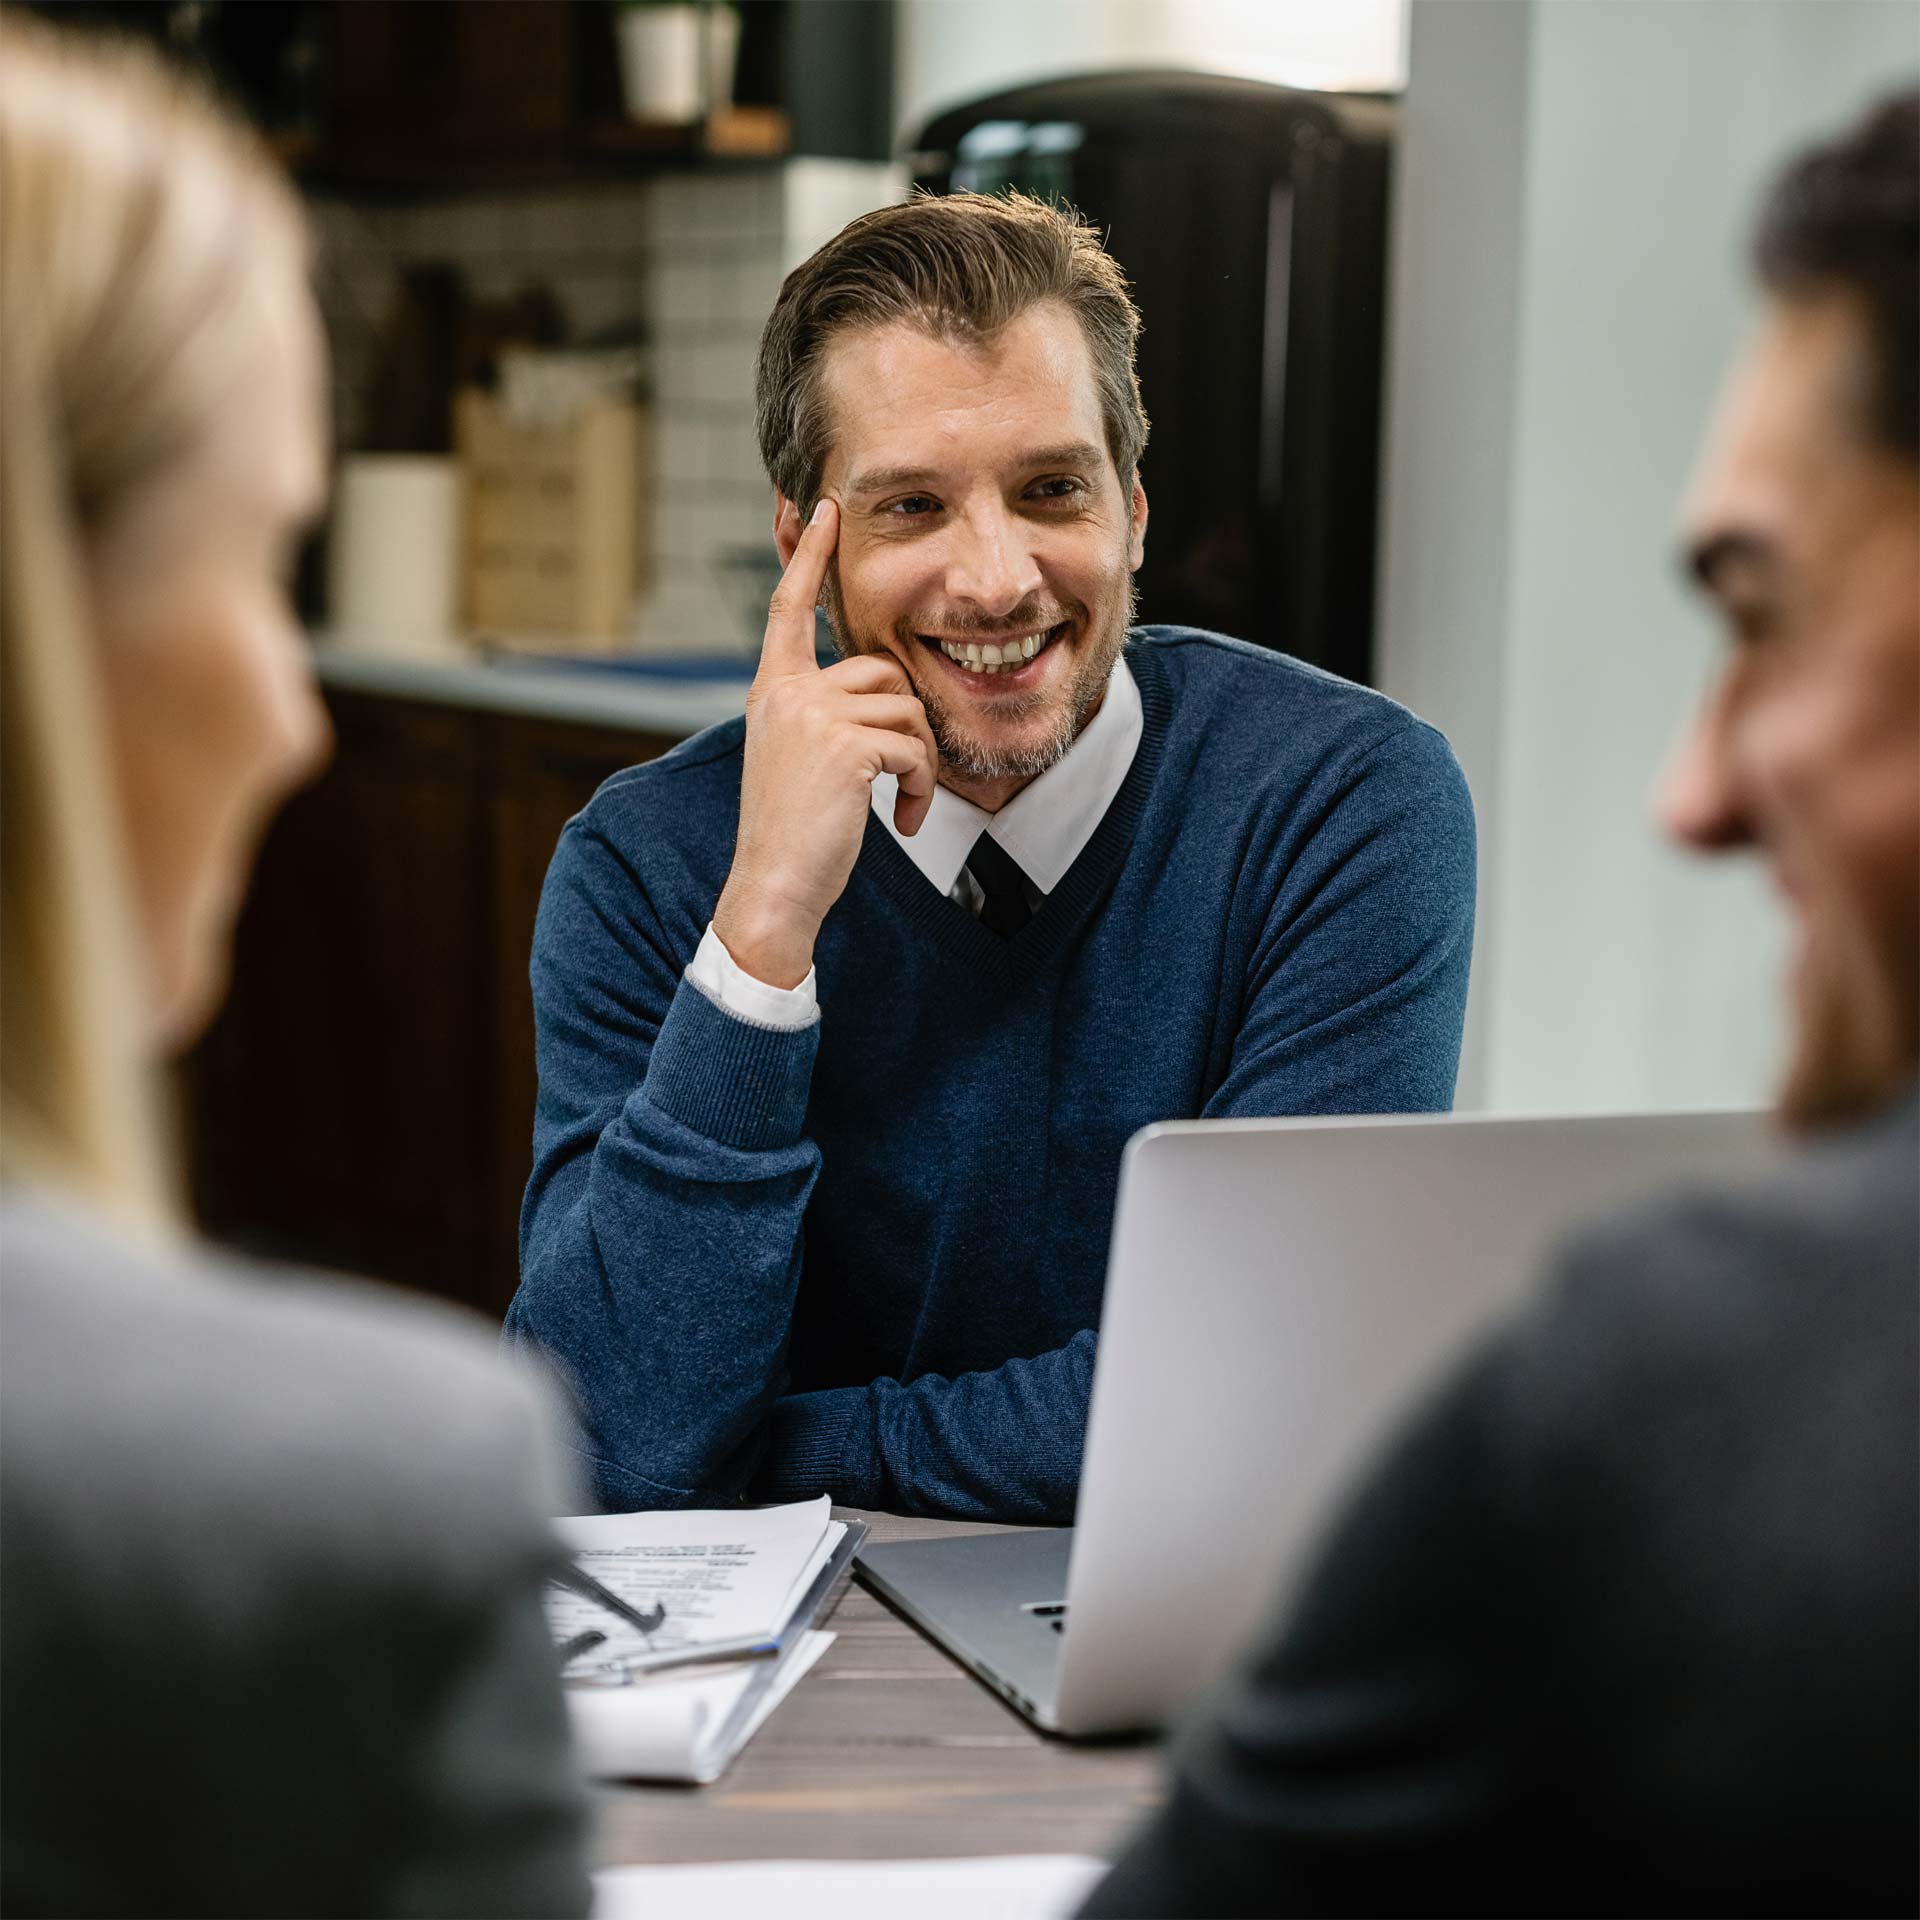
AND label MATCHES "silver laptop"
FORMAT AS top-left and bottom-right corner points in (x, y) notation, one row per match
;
(855, 1109), (1775, 1737)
